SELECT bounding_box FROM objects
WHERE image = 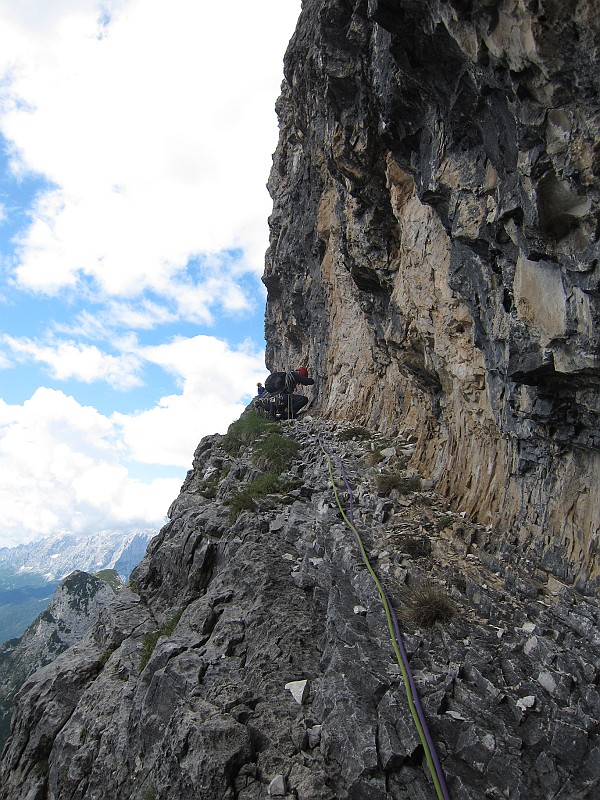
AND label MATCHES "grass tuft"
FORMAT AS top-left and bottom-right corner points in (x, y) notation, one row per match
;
(400, 536), (432, 559)
(252, 432), (299, 473)
(400, 582), (455, 628)
(221, 411), (279, 455)
(338, 426), (371, 441)
(435, 514), (454, 531)
(227, 473), (298, 519)
(375, 473), (422, 495)
(139, 612), (183, 672)
(98, 647), (116, 668)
